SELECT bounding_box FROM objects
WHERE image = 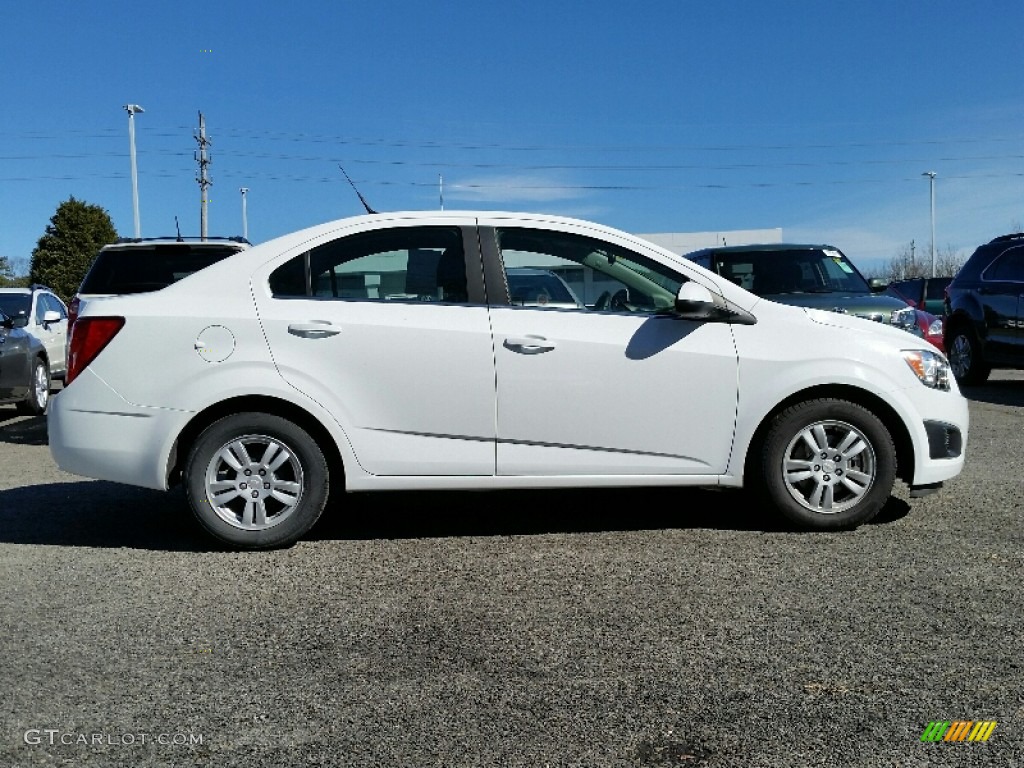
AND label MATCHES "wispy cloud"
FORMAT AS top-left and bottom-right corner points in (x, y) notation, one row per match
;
(444, 174), (583, 203)
(786, 162), (1024, 274)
